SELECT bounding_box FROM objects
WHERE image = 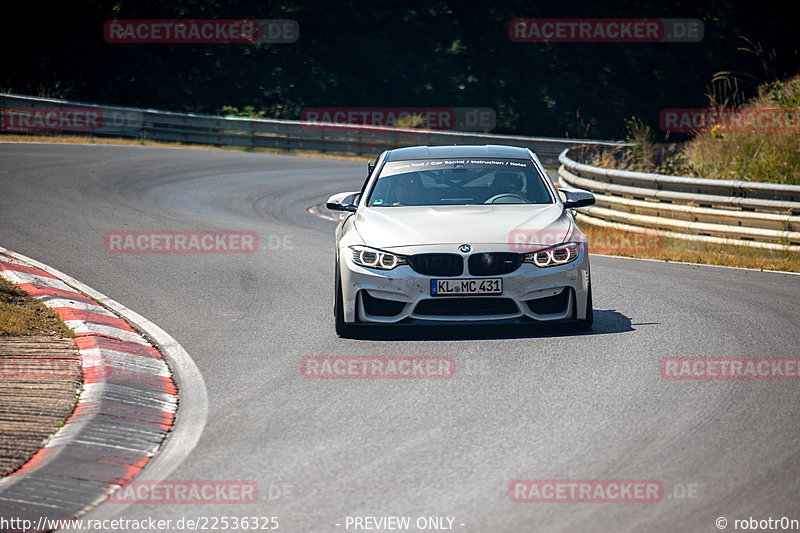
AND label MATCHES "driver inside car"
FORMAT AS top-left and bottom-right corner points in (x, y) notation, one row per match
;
(391, 173), (424, 205)
(491, 172), (524, 196)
